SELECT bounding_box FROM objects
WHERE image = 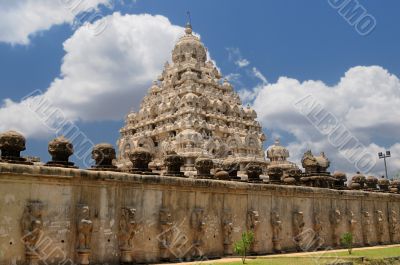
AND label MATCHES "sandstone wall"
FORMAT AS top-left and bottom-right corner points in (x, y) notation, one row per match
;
(0, 162), (399, 264)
